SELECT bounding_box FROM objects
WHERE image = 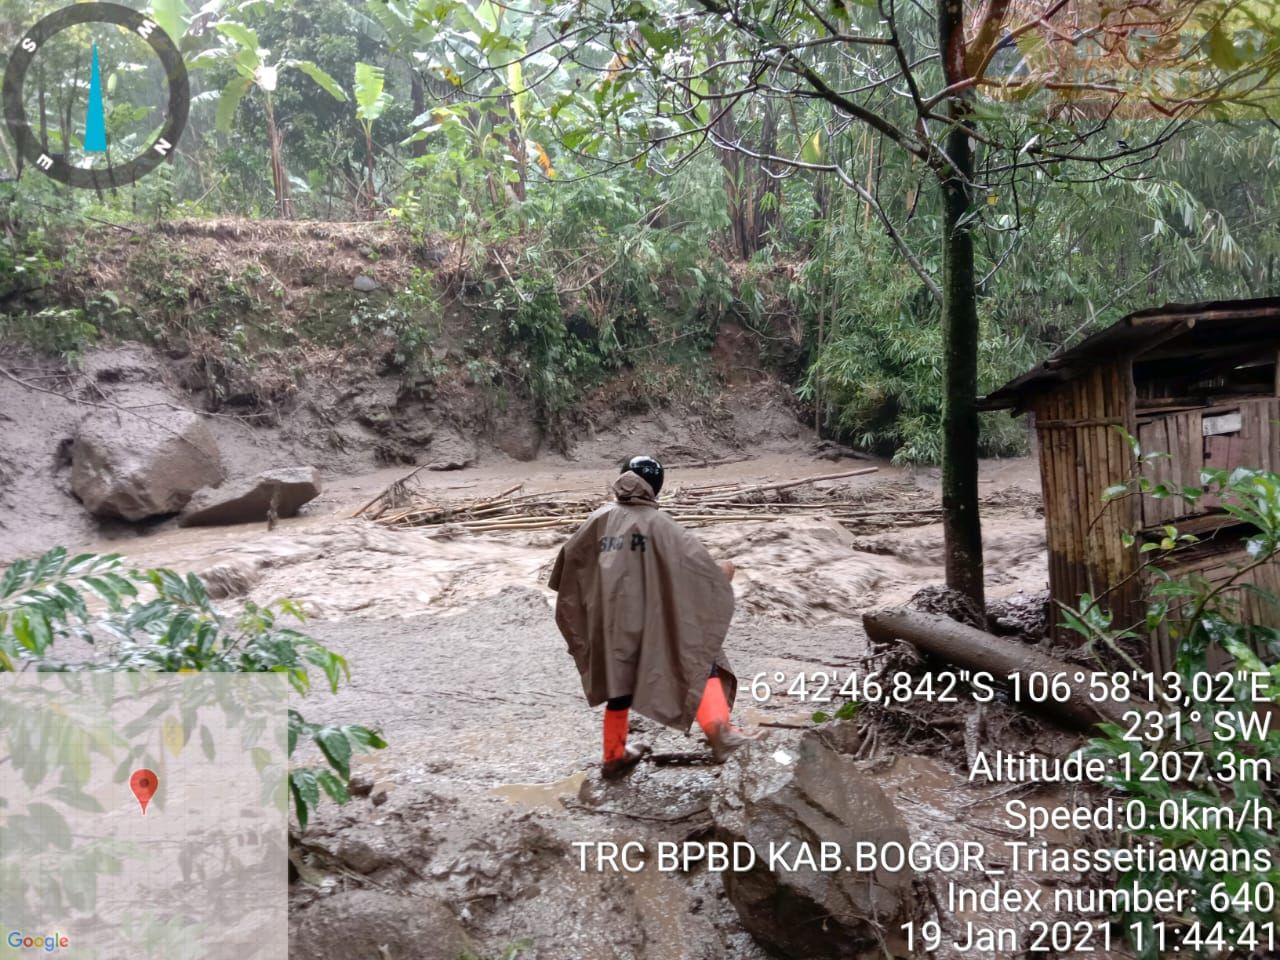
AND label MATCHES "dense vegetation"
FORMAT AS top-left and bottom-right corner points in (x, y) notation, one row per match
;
(1, 0), (1277, 459)
(3, 0), (1280, 599)
(1067, 465), (1280, 959)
